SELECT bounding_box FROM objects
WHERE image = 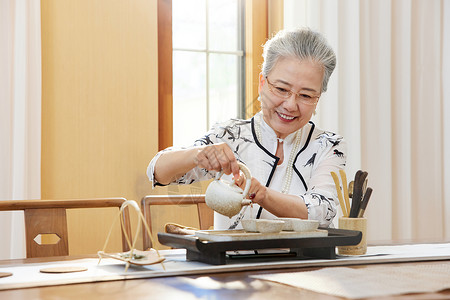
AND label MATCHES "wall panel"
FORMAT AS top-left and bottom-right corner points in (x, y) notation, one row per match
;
(41, 0), (159, 253)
